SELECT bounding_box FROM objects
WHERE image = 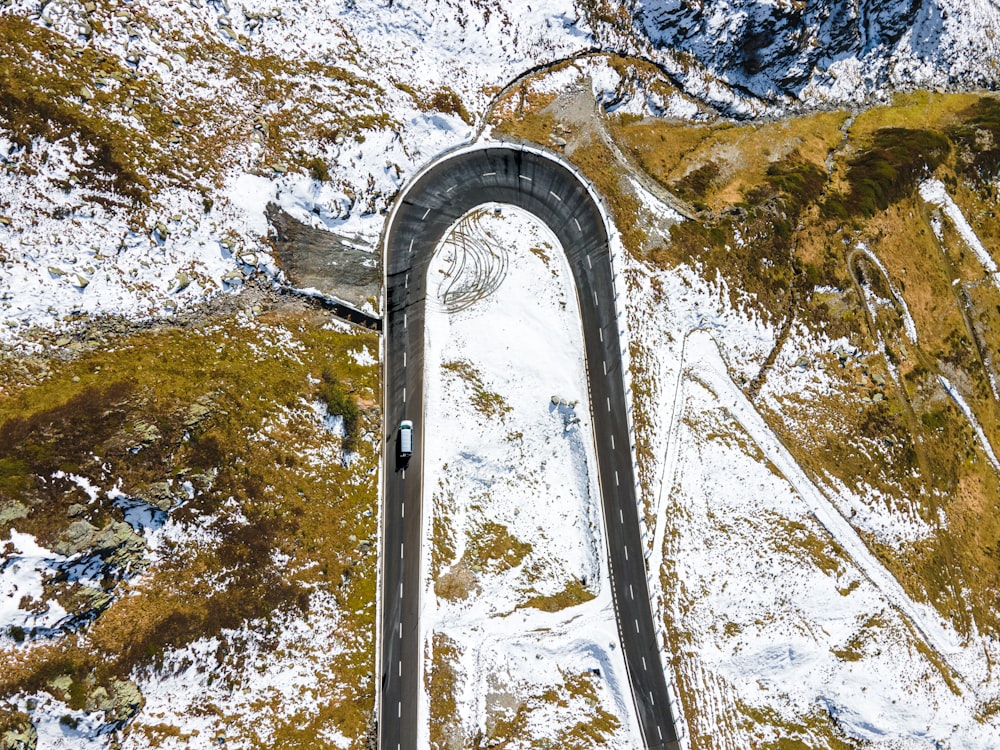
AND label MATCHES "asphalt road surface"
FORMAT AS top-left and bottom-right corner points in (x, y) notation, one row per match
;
(379, 145), (681, 750)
